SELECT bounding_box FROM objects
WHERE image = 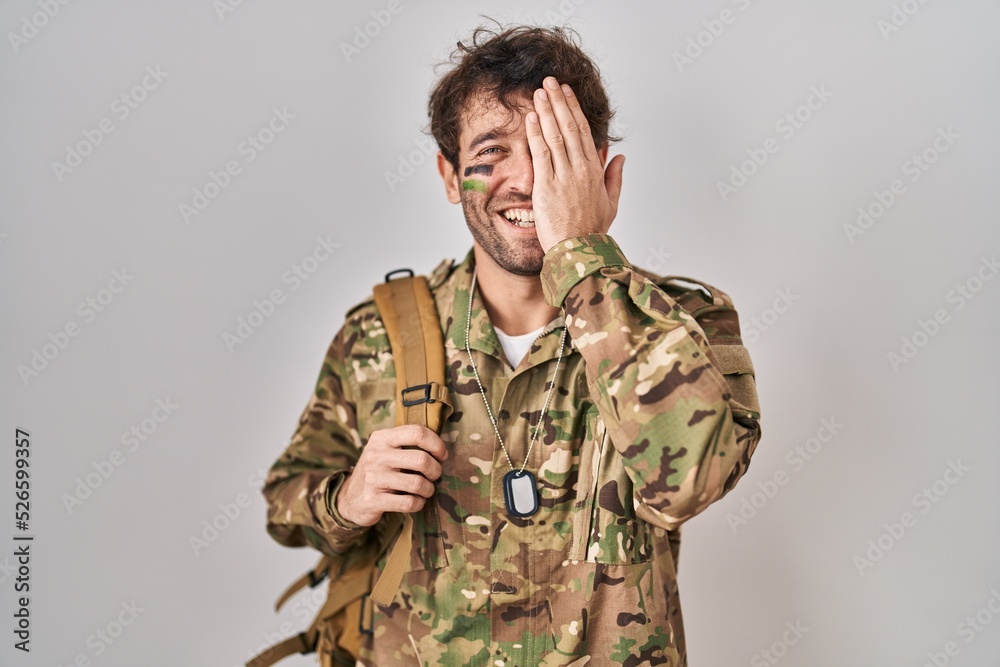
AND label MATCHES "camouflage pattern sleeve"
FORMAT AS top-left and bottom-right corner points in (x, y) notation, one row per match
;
(540, 232), (763, 529)
(261, 322), (371, 558)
